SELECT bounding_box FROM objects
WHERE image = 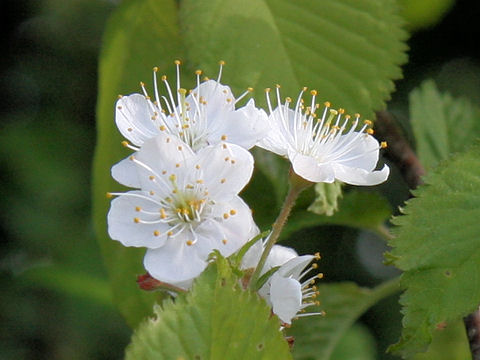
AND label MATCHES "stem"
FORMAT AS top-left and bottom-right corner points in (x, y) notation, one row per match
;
(249, 171), (311, 288)
(464, 307), (480, 360)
